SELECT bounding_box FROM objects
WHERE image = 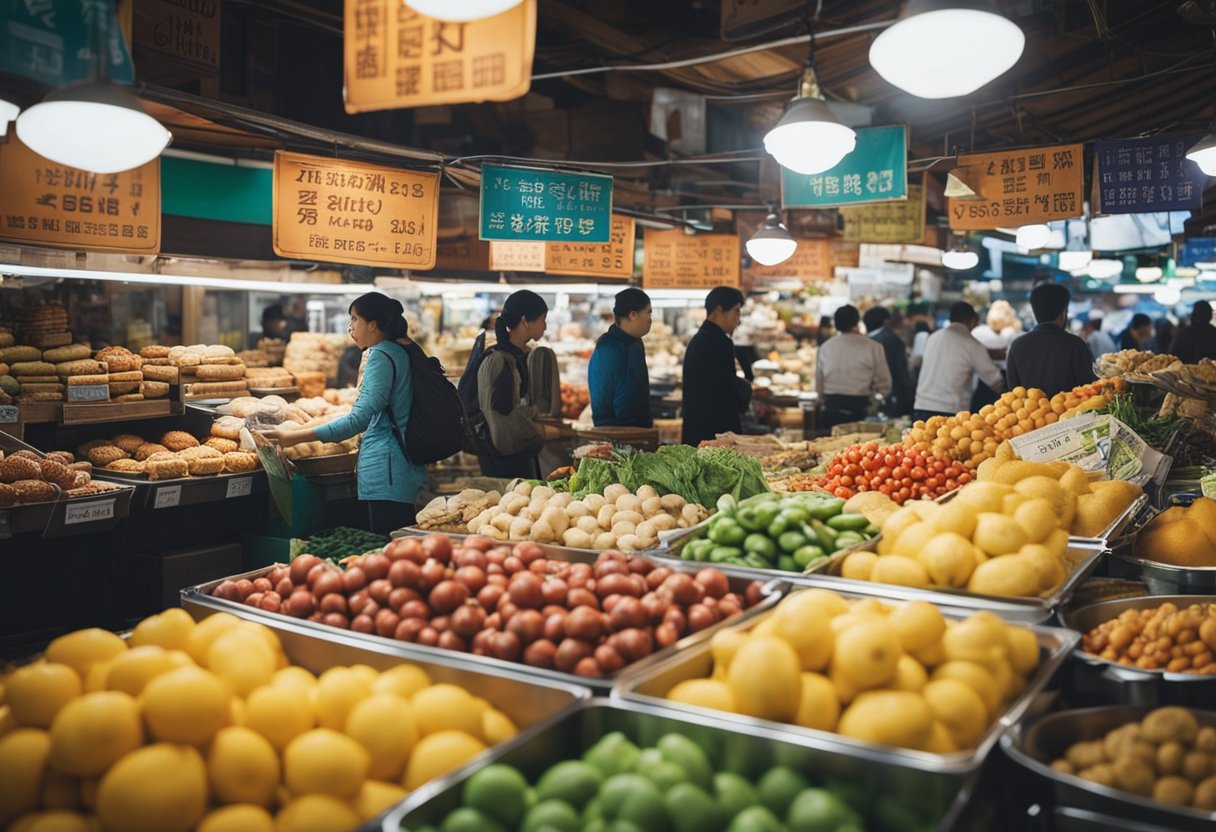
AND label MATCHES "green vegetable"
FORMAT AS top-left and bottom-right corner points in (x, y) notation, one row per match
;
(743, 534), (777, 560)
(570, 445), (770, 508)
(807, 498), (846, 520)
(743, 552), (770, 569)
(709, 546), (743, 563)
(1097, 393), (1183, 451)
(735, 506), (764, 532)
(299, 527), (390, 562)
(792, 545), (824, 568)
(809, 519), (838, 552)
(826, 513), (869, 532)
(708, 518), (747, 546)
(777, 531), (808, 553)
(777, 555), (797, 572)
